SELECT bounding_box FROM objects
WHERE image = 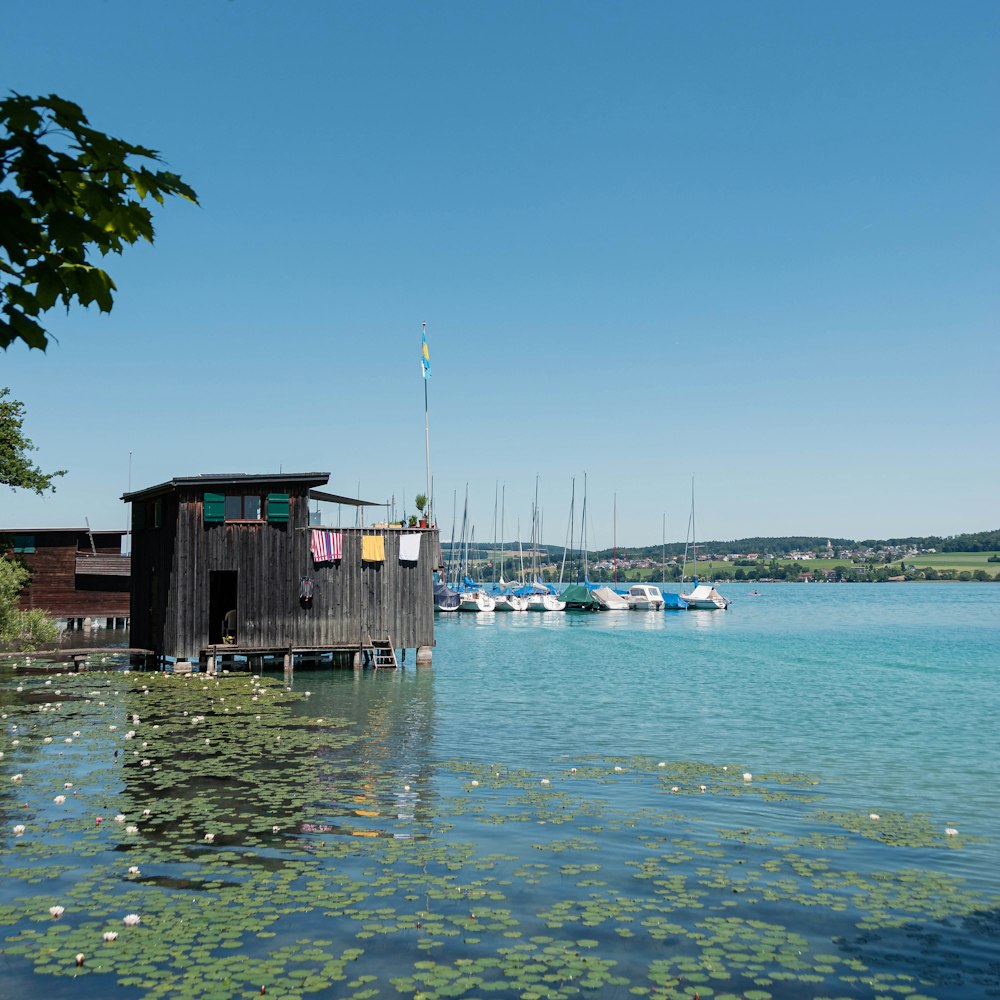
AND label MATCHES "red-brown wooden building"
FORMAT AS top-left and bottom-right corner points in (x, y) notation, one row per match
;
(2, 529), (131, 624)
